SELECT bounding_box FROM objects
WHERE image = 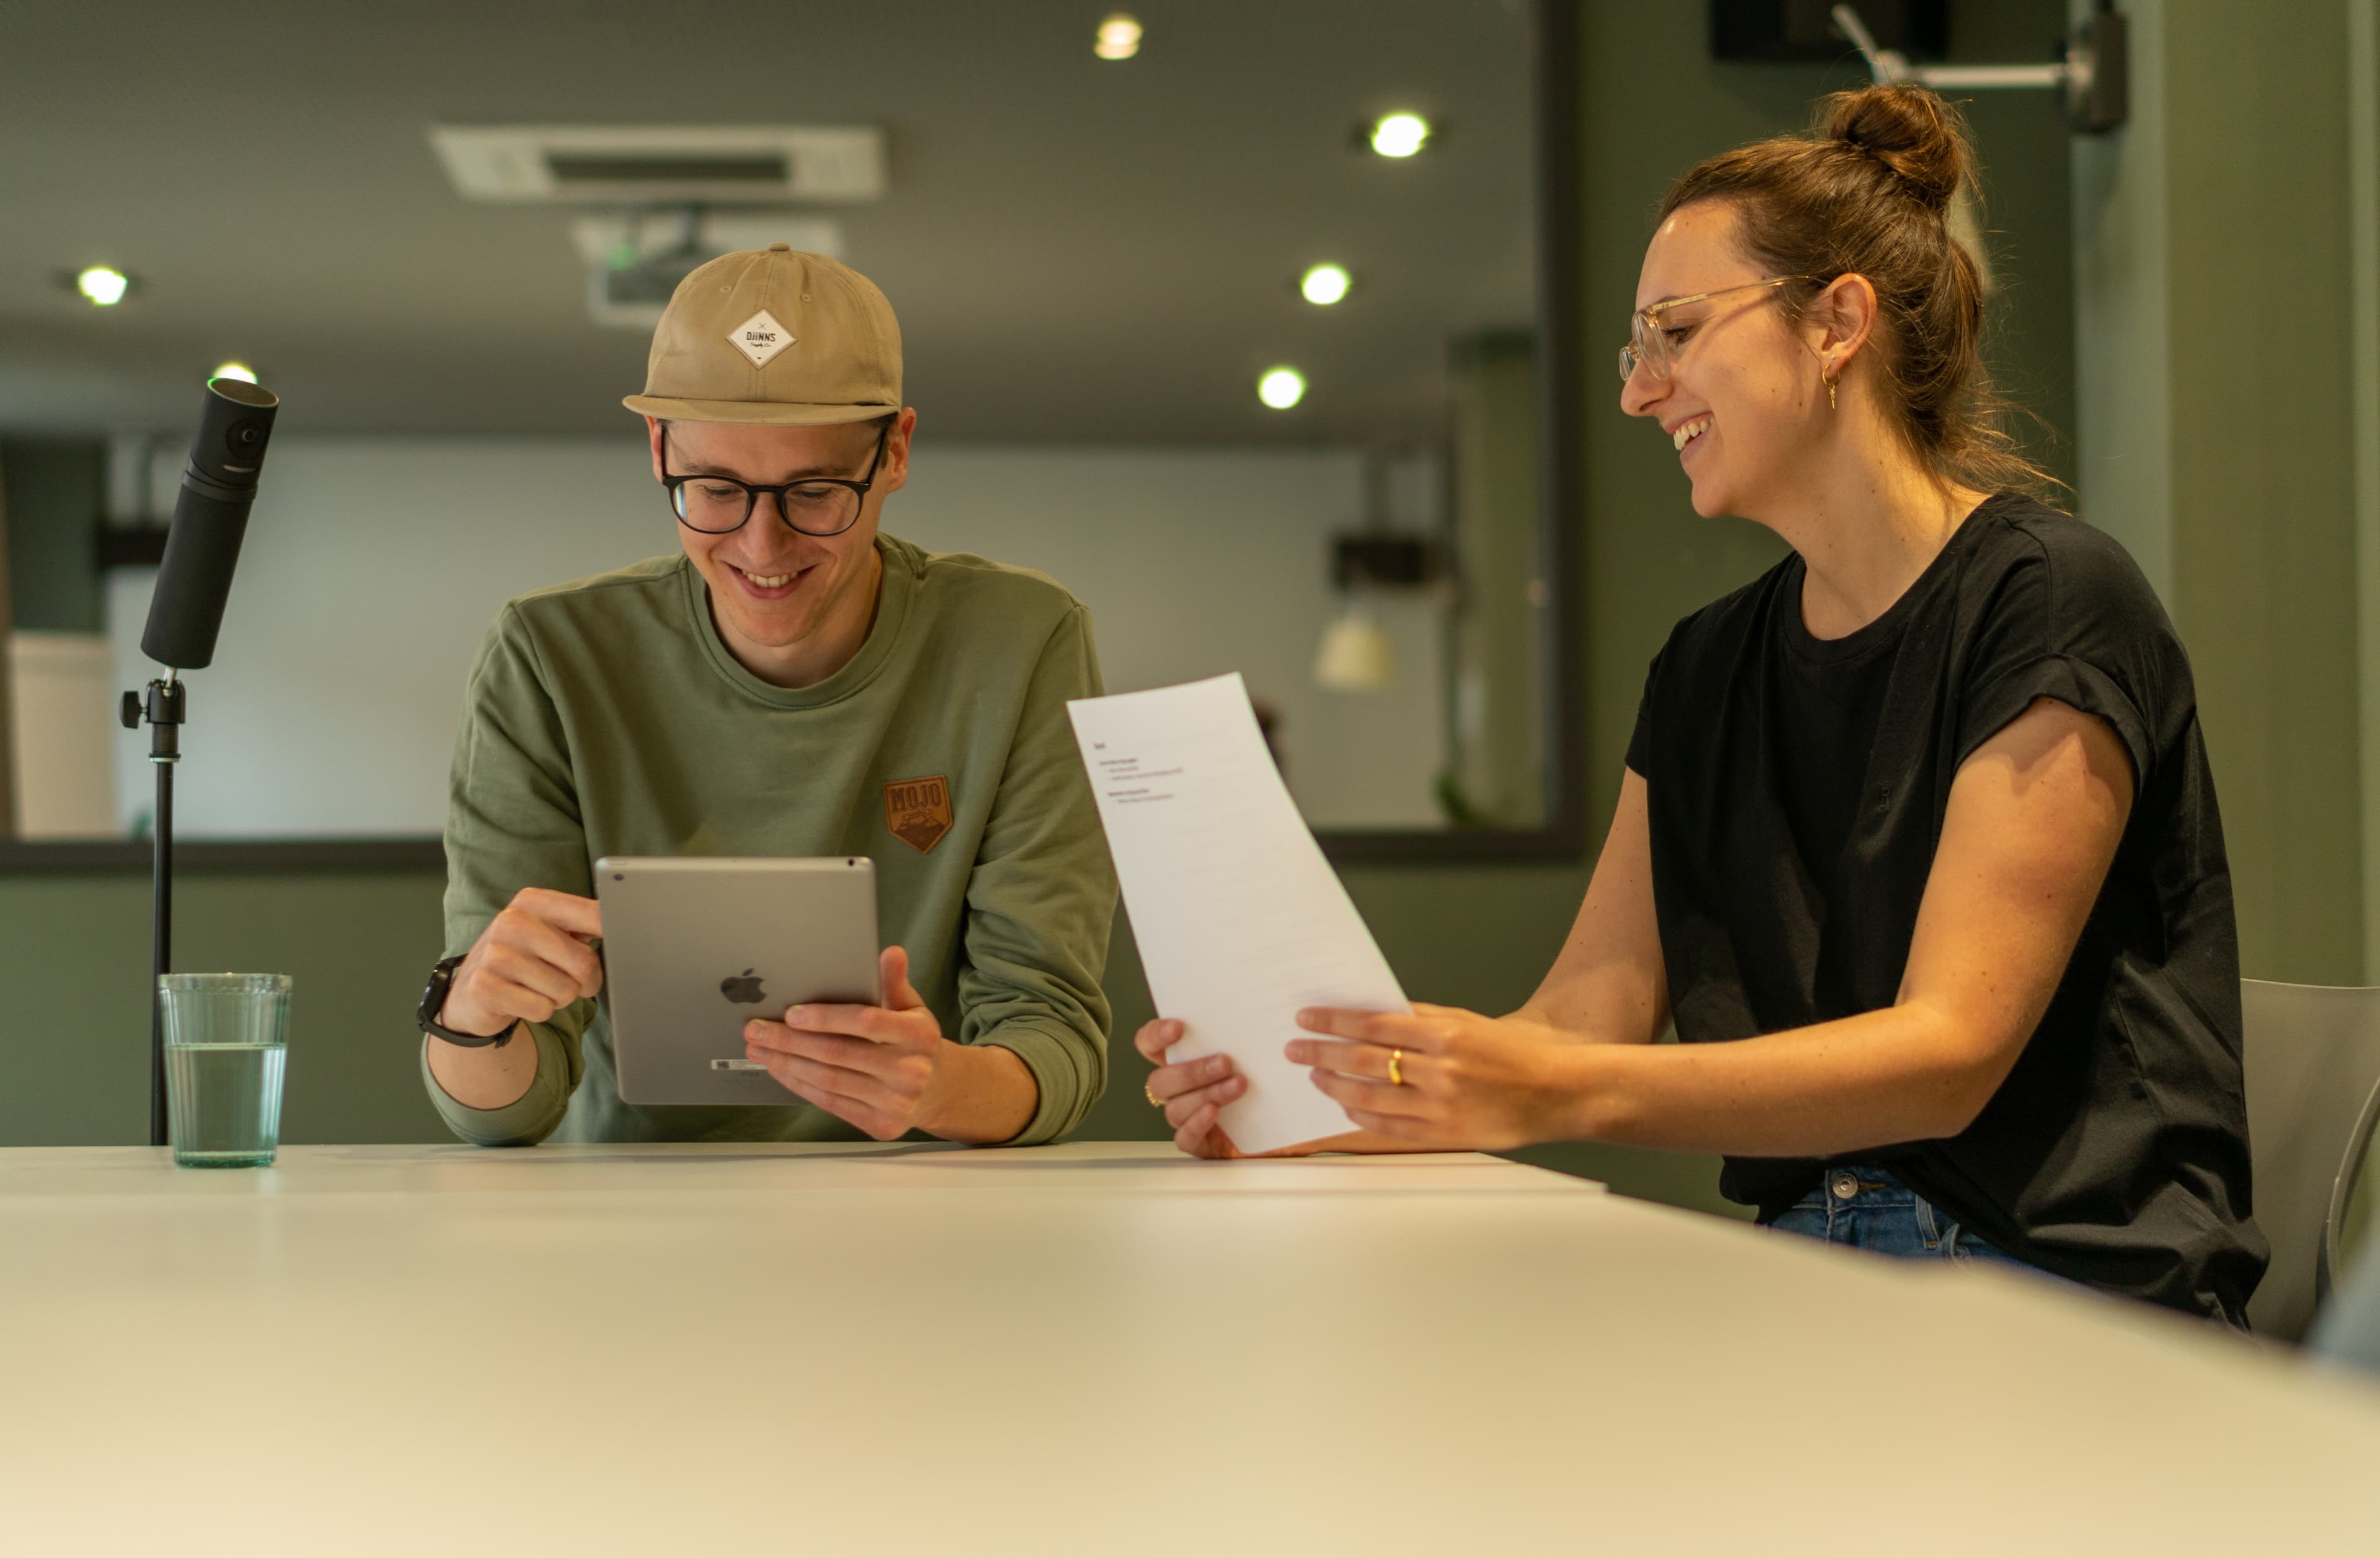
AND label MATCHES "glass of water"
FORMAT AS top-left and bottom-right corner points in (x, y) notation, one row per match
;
(159, 973), (291, 1168)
